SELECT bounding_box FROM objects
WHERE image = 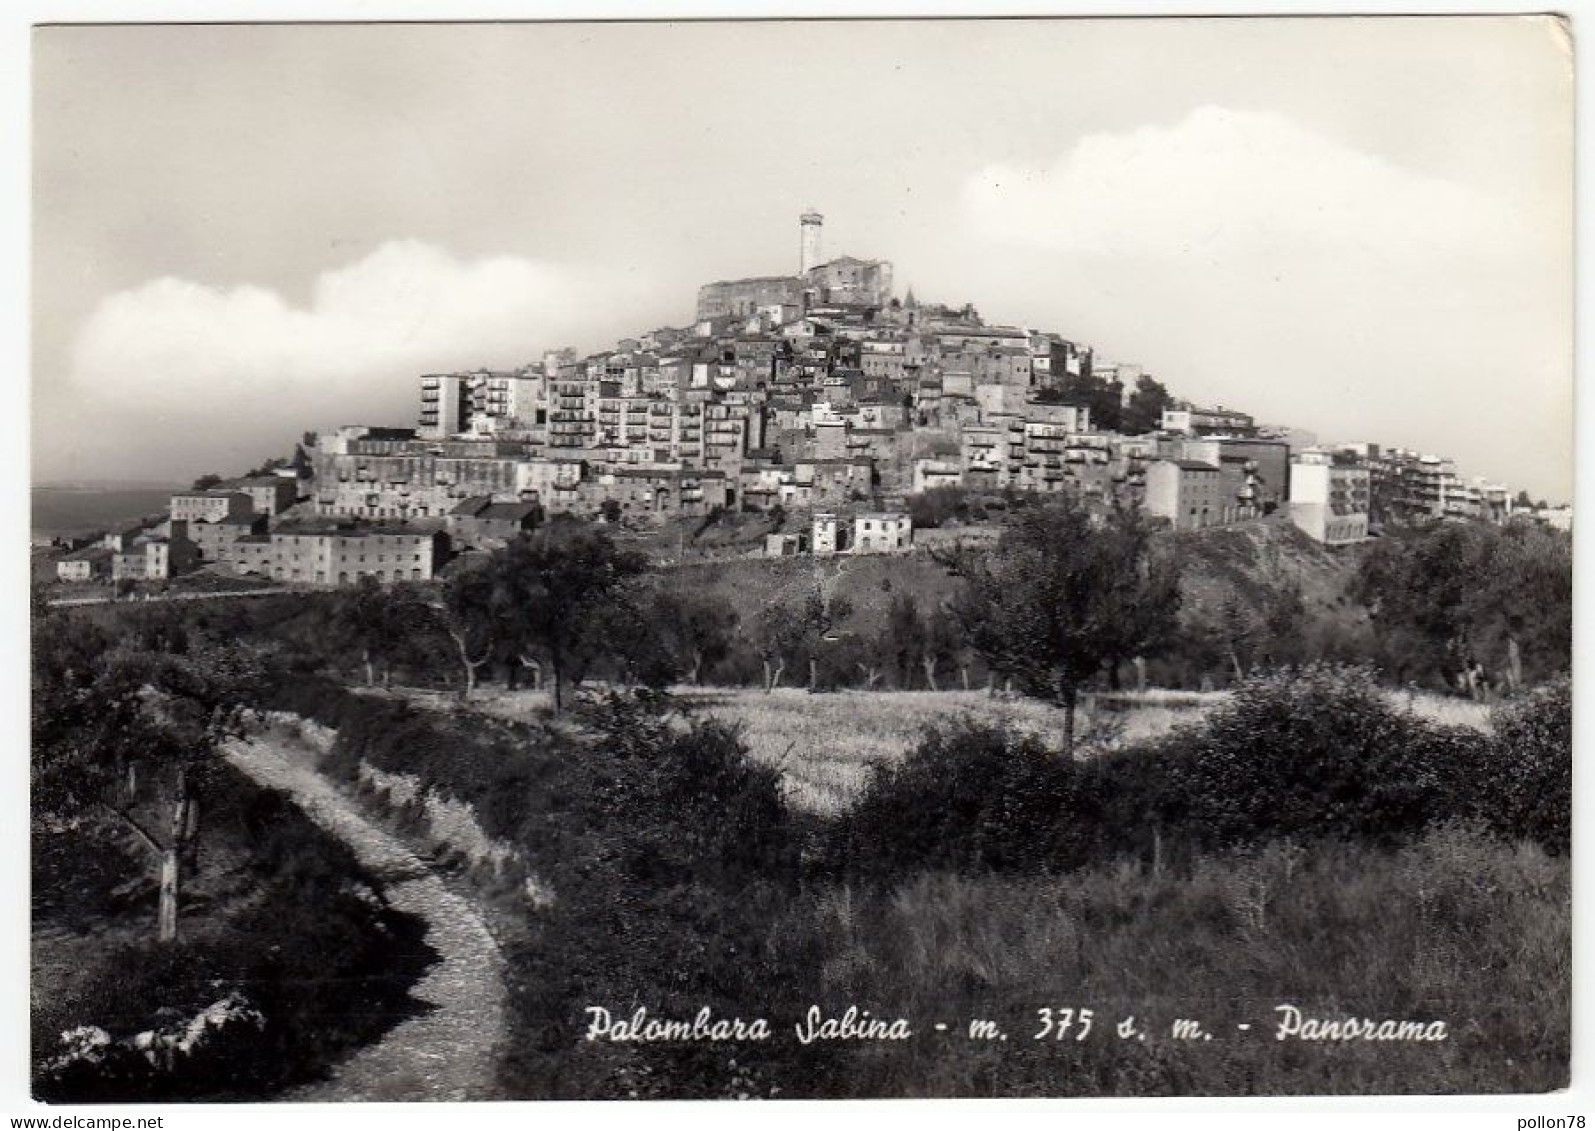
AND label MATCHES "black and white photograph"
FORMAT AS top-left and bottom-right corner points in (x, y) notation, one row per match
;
(21, 9), (1577, 1115)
